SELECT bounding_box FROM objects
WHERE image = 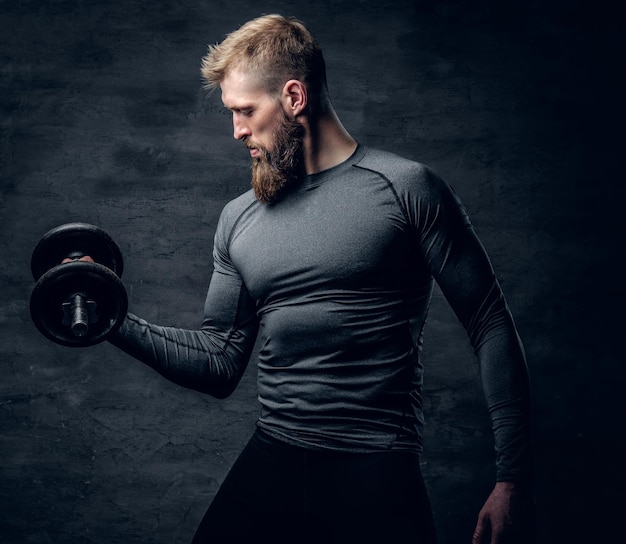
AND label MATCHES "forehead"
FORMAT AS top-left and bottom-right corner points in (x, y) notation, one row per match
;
(220, 70), (272, 108)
